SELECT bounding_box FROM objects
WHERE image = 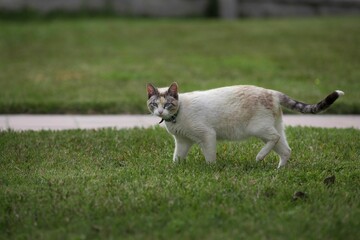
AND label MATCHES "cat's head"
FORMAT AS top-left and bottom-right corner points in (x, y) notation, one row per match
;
(146, 82), (179, 119)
